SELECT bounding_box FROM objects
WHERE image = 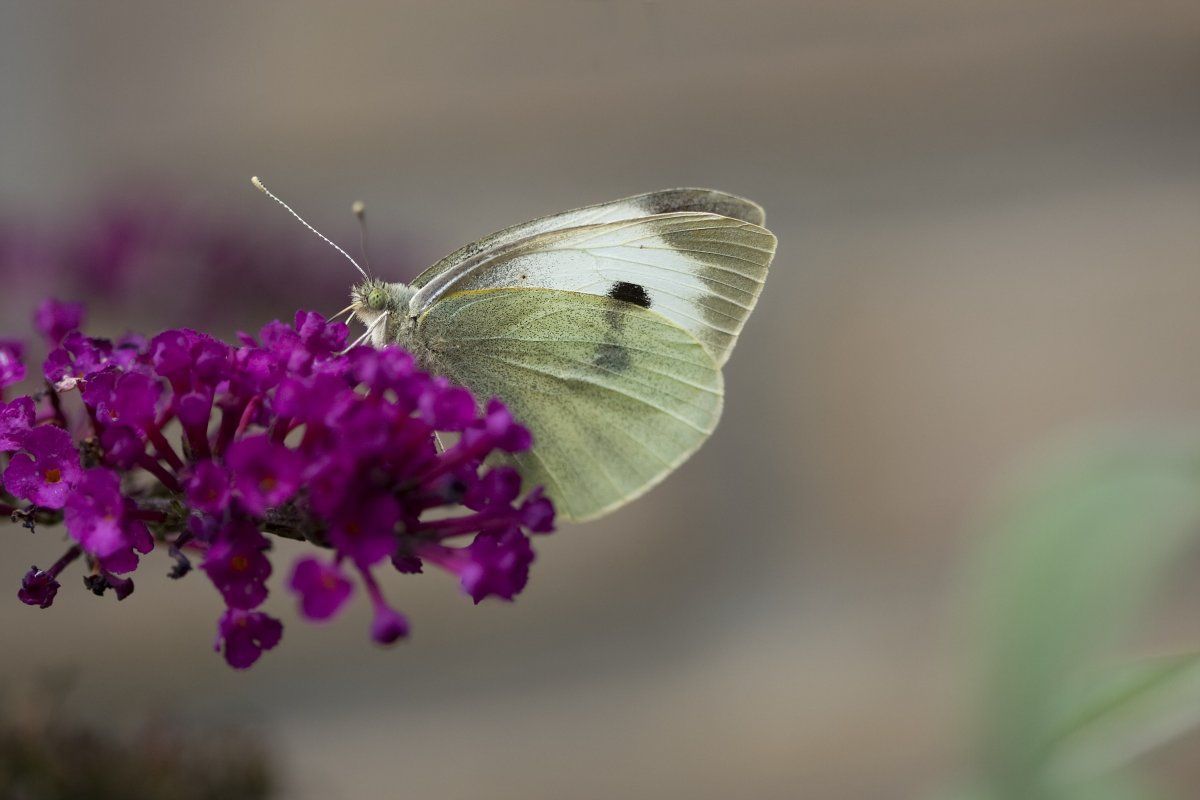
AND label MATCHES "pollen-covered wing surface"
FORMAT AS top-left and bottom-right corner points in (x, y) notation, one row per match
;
(408, 189), (776, 521)
(417, 289), (724, 521)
